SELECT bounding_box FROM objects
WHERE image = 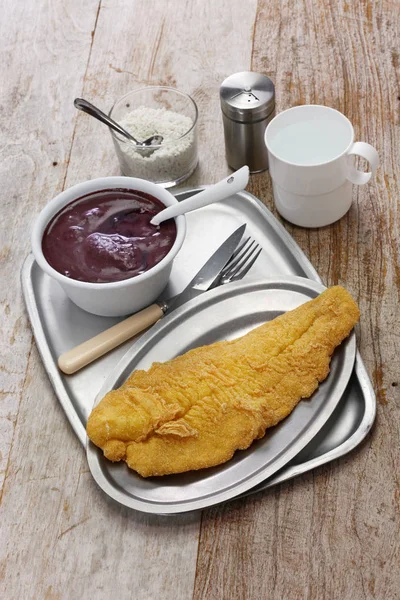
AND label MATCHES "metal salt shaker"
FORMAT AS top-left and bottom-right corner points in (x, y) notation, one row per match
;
(220, 72), (275, 173)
